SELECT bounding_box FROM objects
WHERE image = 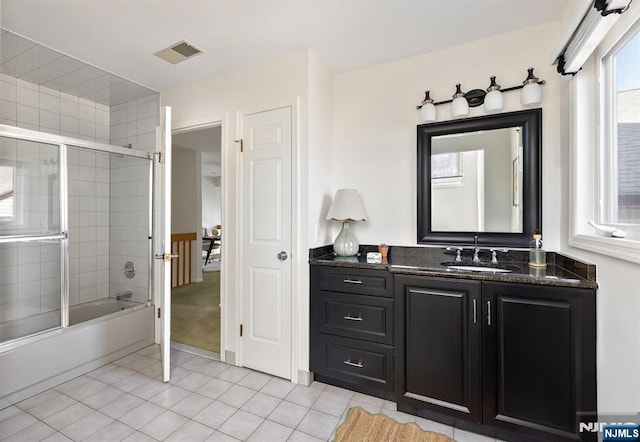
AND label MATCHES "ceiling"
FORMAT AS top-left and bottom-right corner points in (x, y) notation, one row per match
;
(1, 0), (569, 92)
(0, 29), (157, 106)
